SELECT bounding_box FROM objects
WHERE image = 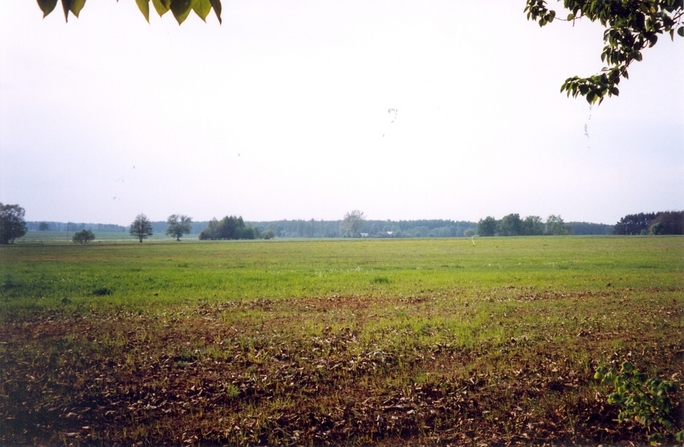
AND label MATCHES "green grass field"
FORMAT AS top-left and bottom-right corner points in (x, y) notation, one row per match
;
(1, 237), (682, 445)
(18, 230), (175, 244)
